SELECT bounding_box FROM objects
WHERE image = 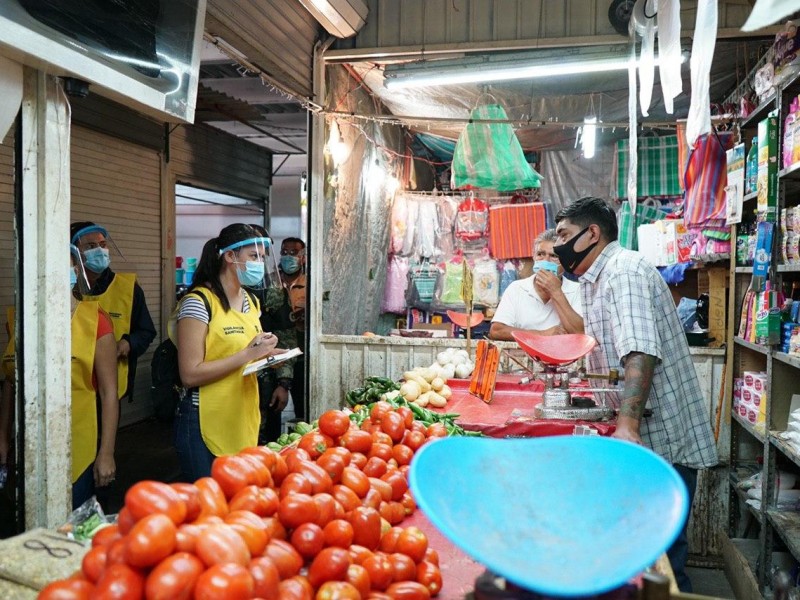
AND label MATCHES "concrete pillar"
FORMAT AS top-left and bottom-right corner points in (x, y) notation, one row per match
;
(20, 69), (72, 527)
